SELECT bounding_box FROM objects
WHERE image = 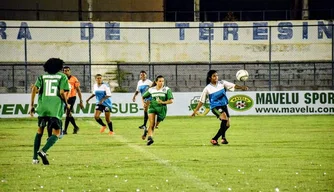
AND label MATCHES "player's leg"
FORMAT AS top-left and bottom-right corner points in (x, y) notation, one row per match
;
(63, 102), (70, 134)
(220, 106), (230, 144)
(139, 99), (149, 129)
(94, 105), (106, 132)
(146, 113), (156, 145)
(155, 106), (167, 131)
(38, 117), (62, 165)
(33, 117), (46, 164)
(142, 107), (155, 140)
(155, 120), (160, 129)
(68, 97), (79, 133)
(210, 106), (228, 145)
(105, 108), (114, 135)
